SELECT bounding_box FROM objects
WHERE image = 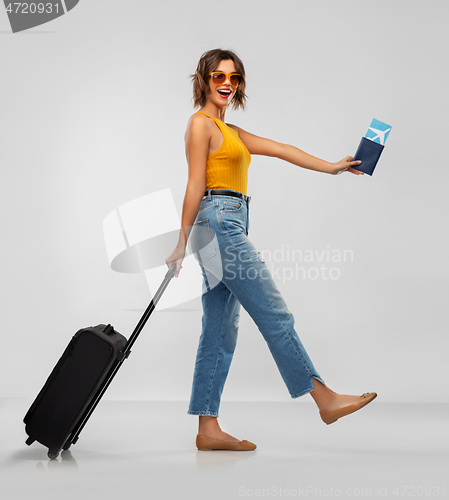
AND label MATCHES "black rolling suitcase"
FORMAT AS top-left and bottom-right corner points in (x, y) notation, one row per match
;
(24, 263), (176, 459)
